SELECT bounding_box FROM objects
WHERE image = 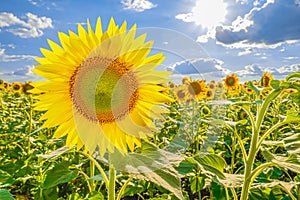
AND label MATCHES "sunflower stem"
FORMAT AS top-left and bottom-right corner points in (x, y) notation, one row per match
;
(89, 159), (96, 191)
(81, 151), (109, 189)
(108, 164), (116, 200)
